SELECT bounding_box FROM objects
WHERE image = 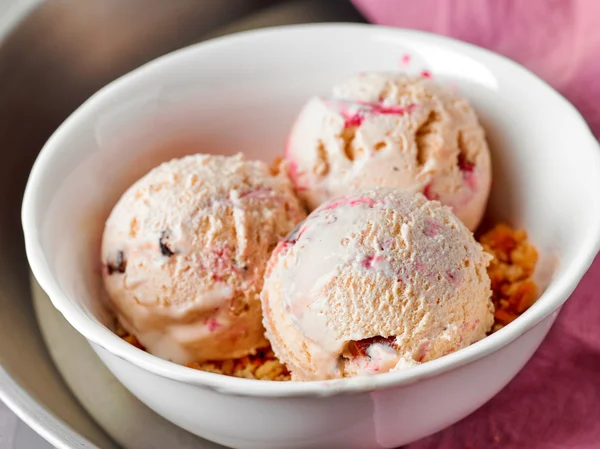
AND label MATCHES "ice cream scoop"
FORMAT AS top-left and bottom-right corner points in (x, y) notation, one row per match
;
(101, 153), (306, 364)
(285, 72), (492, 231)
(261, 188), (494, 381)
